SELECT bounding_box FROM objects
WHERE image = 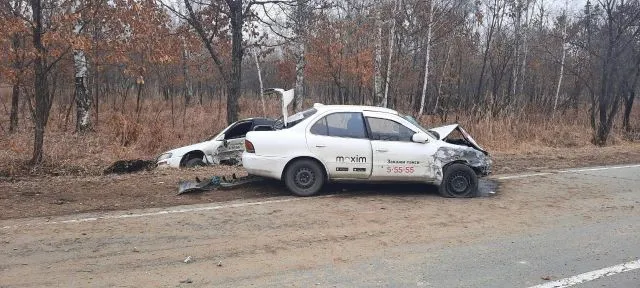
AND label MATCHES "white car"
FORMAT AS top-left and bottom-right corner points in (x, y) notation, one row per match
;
(242, 104), (492, 197)
(156, 118), (275, 168)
